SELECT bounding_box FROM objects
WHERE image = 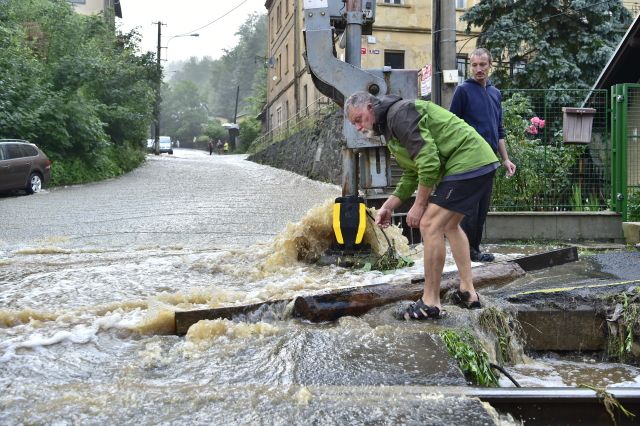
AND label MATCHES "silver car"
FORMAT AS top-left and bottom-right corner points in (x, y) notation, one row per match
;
(0, 139), (52, 194)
